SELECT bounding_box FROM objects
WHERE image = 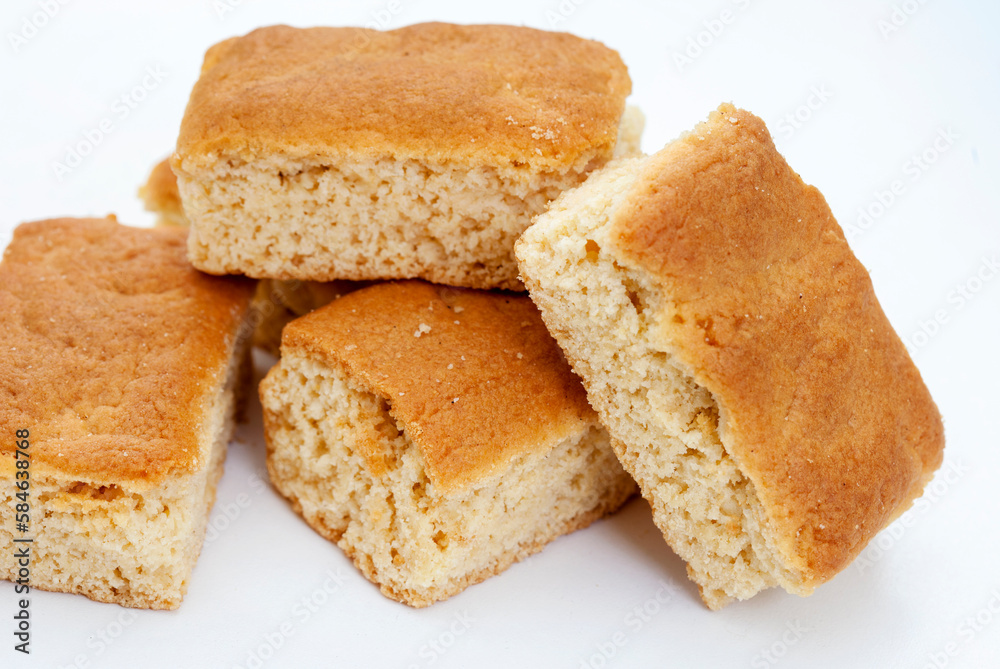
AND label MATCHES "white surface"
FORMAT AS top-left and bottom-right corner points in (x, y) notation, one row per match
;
(2, 1), (998, 667)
